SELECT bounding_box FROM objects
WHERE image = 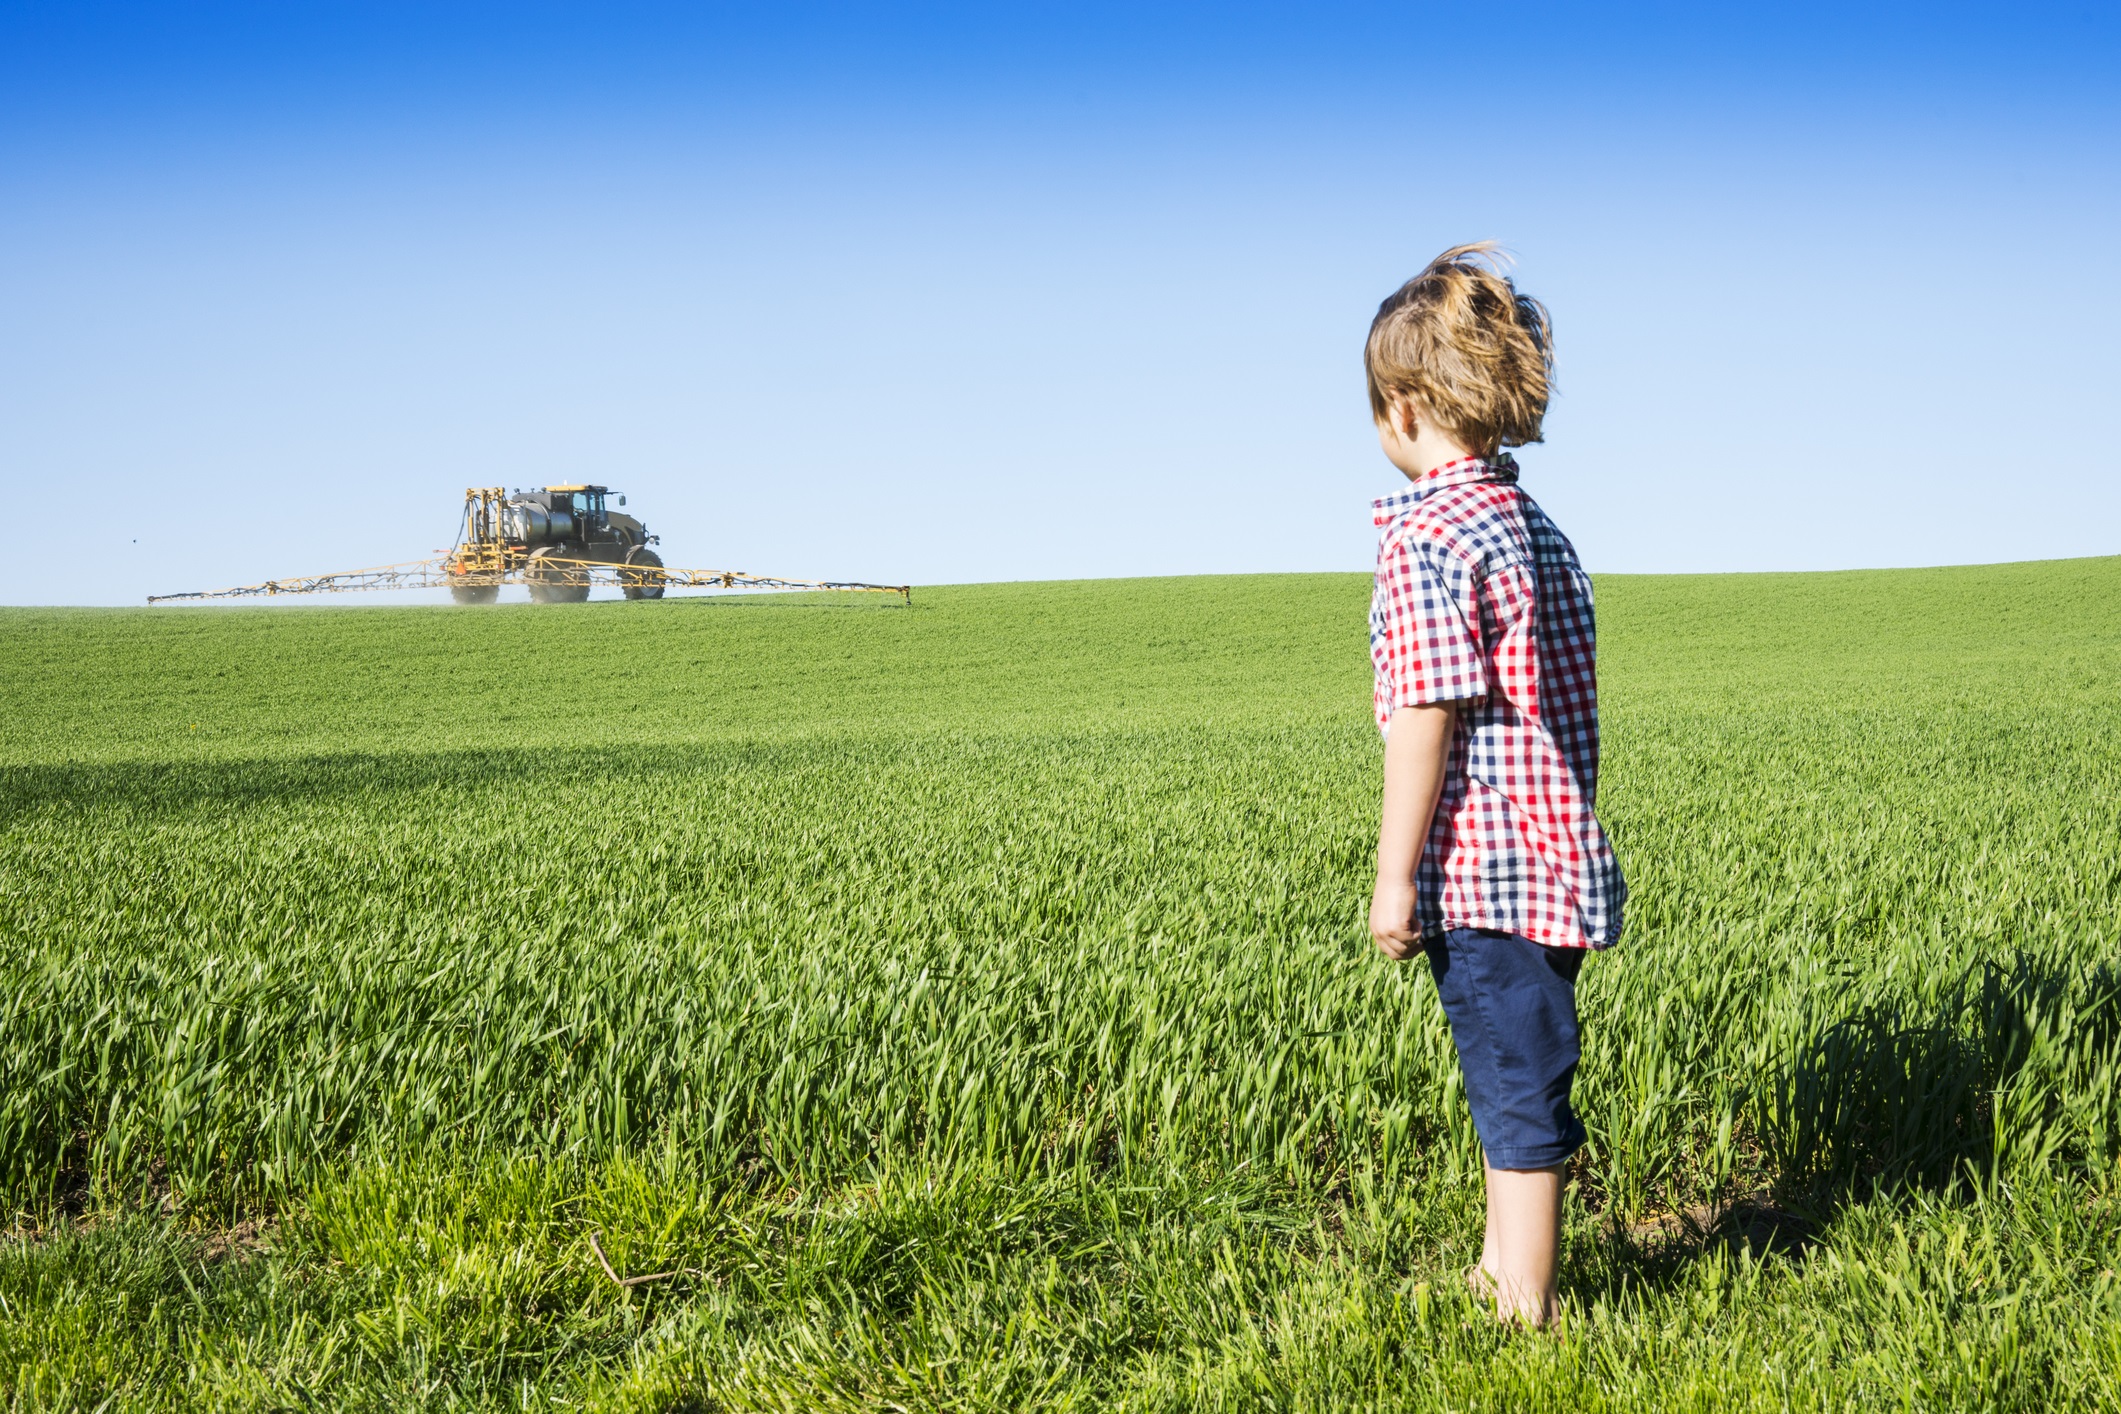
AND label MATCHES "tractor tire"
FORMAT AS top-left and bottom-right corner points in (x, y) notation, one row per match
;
(449, 581), (500, 605)
(528, 548), (590, 604)
(621, 547), (666, 600)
